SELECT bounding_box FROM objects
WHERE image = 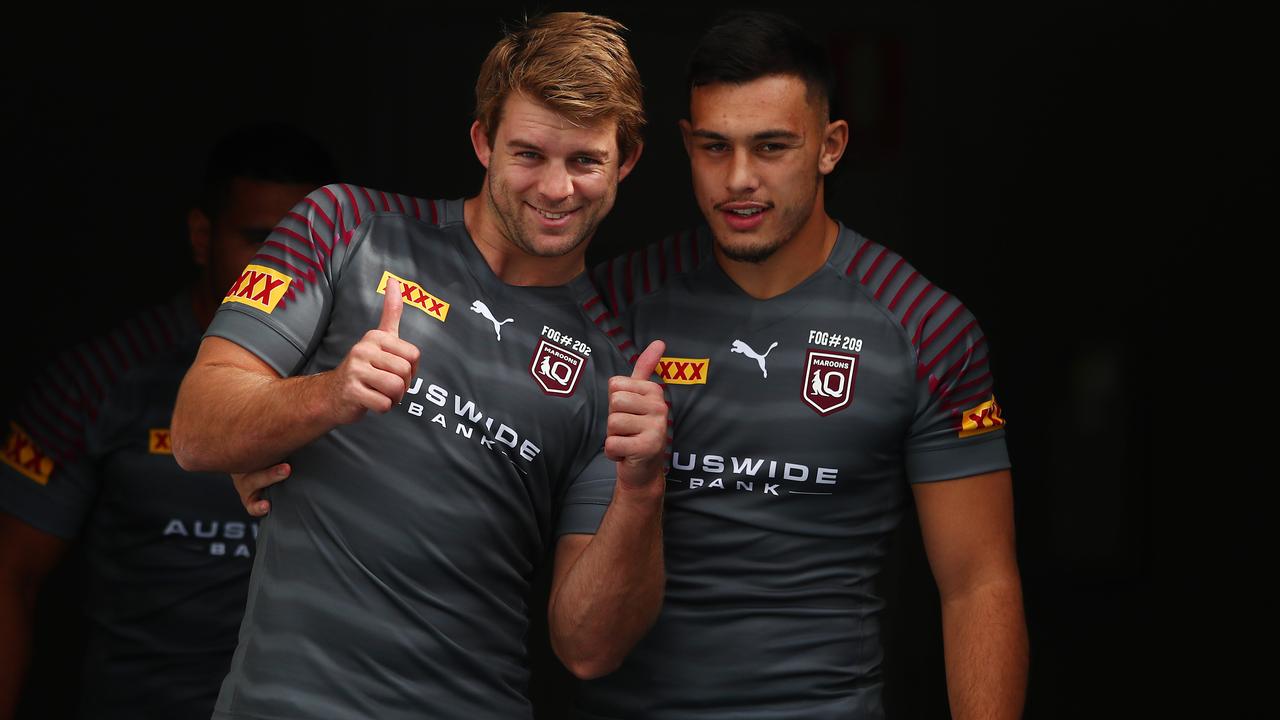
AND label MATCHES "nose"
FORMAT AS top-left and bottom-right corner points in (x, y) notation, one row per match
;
(537, 162), (574, 204)
(726, 148), (758, 195)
